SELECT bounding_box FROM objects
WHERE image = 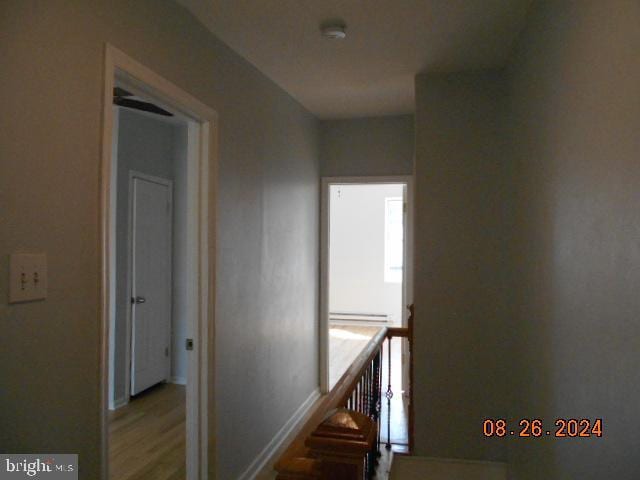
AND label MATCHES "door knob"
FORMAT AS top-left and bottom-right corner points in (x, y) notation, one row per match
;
(132, 296), (146, 304)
